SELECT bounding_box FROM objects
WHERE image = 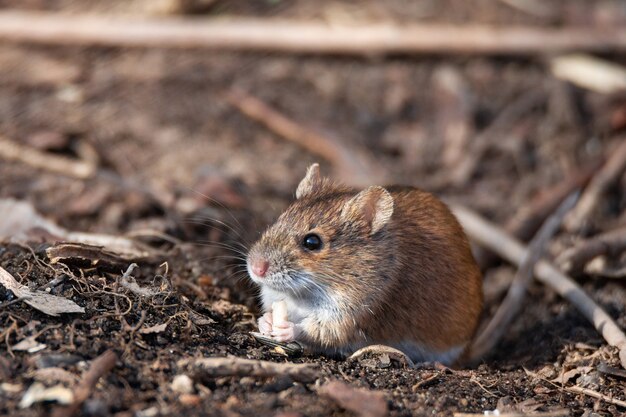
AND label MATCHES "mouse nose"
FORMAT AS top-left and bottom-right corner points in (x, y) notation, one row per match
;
(251, 258), (269, 278)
